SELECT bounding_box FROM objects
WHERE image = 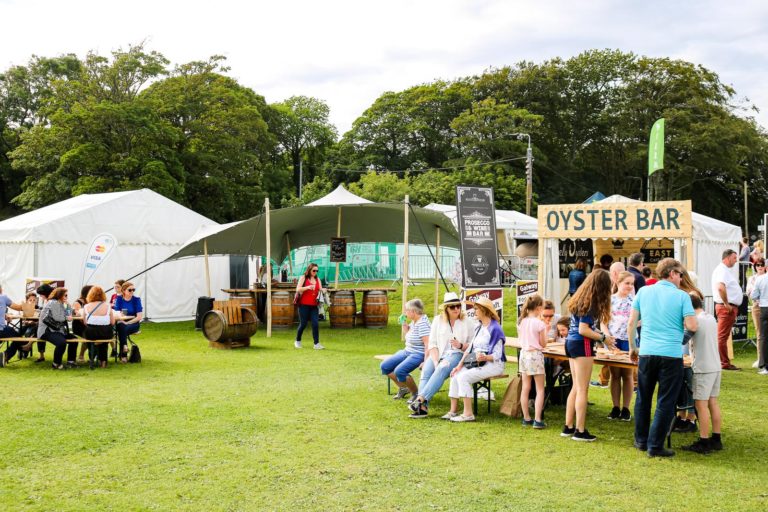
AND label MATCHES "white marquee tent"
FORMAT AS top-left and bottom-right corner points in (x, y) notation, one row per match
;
(424, 203), (538, 254)
(0, 189), (230, 321)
